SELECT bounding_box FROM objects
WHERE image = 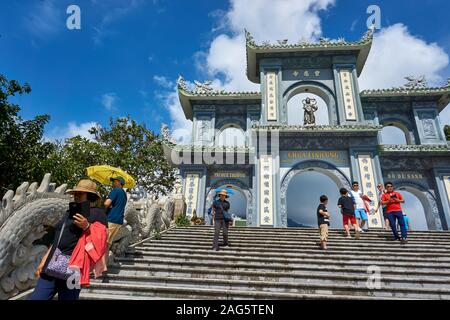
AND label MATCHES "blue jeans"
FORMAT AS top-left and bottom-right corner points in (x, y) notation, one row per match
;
(387, 211), (407, 240)
(29, 274), (81, 300)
